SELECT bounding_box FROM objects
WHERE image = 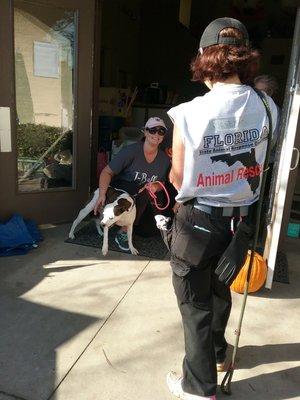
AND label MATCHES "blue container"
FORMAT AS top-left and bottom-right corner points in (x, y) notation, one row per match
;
(287, 223), (300, 238)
